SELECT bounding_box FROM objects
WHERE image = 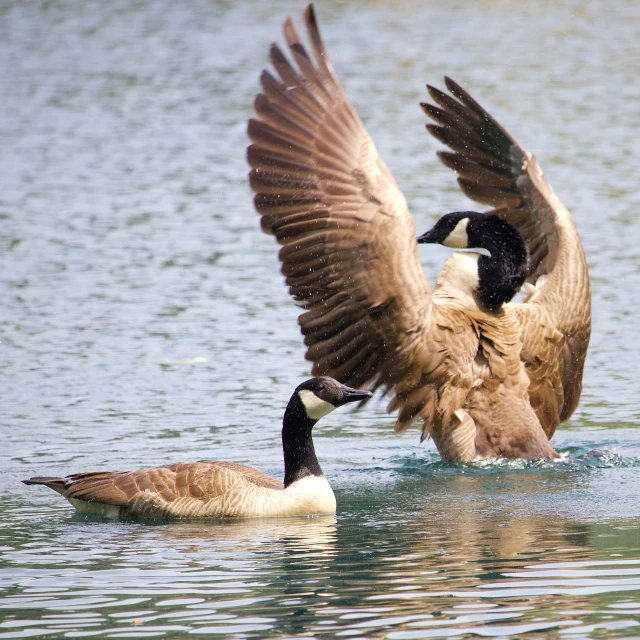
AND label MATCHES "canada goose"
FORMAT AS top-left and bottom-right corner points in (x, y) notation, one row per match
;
(22, 377), (372, 518)
(247, 6), (591, 461)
